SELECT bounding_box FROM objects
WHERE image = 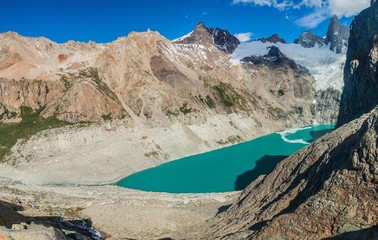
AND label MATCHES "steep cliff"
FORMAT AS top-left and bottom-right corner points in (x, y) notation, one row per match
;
(338, 1), (378, 126)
